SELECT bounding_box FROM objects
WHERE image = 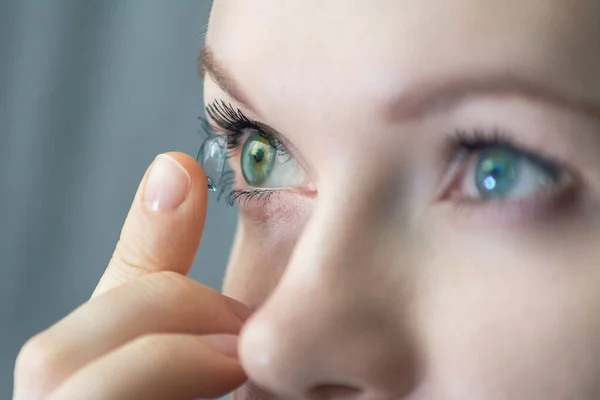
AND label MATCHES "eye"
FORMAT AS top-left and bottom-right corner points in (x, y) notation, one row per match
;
(460, 146), (562, 201)
(239, 130), (308, 189)
(201, 100), (314, 205)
